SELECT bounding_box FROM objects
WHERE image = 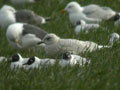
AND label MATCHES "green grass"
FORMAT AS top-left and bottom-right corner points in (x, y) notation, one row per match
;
(0, 0), (120, 90)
